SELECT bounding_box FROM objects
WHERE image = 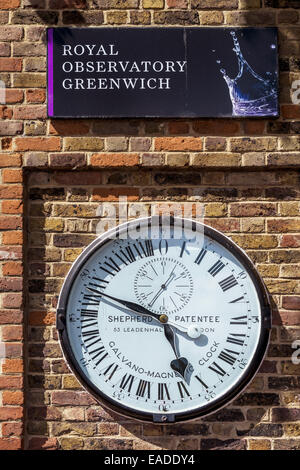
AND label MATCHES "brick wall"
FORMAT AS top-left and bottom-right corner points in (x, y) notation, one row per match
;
(0, 0), (299, 451)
